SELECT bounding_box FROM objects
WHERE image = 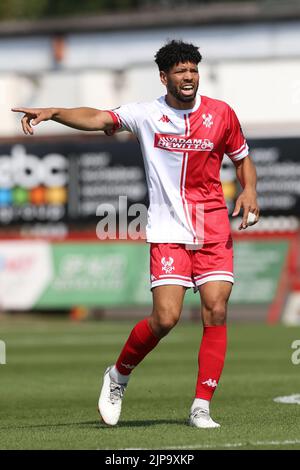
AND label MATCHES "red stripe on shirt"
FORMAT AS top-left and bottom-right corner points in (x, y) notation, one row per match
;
(179, 114), (197, 243)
